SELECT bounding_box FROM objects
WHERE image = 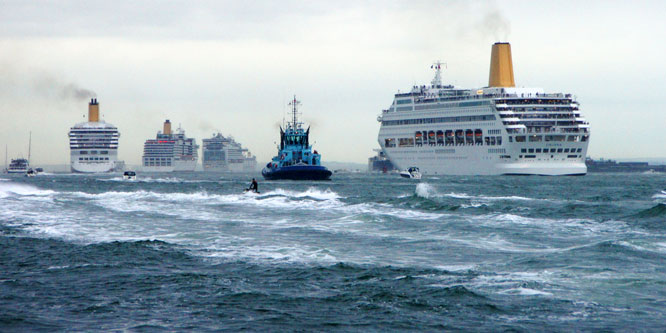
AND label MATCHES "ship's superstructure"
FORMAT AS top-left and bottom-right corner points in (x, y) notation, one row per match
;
(368, 149), (395, 173)
(202, 133), (257, 172)
(7, 158), (29, 174)
(69, 99), (121, 173)
(142, 120), (199, 172)
(377, 42), (590, 176)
